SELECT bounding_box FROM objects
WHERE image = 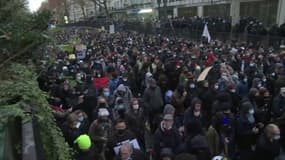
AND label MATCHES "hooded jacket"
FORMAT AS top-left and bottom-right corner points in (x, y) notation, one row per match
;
(153, 122), (181, 159)
(143, 85), (163, 112)
(113, 84), (133, 110)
